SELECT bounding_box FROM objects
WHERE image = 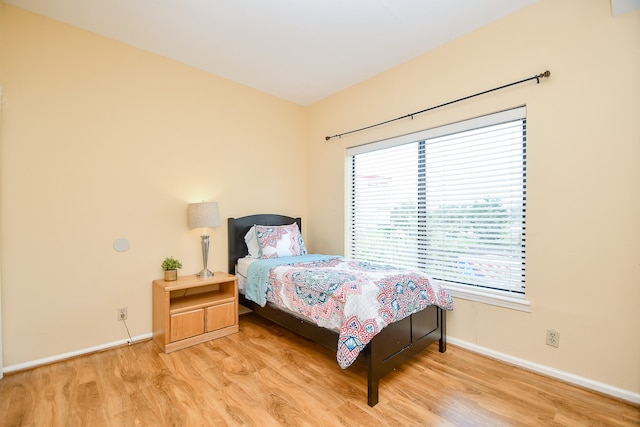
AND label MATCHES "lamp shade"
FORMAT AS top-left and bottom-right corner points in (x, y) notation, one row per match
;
(188, 202), (221, 229)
